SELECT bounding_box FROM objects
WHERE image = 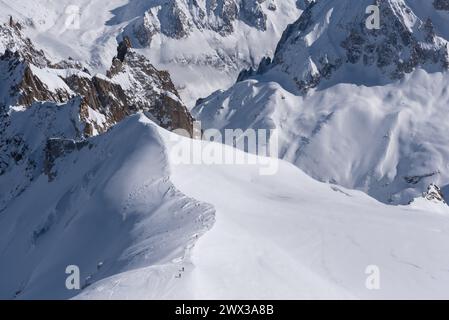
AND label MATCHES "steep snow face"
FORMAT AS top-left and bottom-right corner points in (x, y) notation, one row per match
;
(120, 0), (301, 106)
(76, 124), (449, 300)
(194, 0), (449, 204)
(0, 0), (301, 106)
(0, 114), (214, 299)
(0, 99), (84, 213)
